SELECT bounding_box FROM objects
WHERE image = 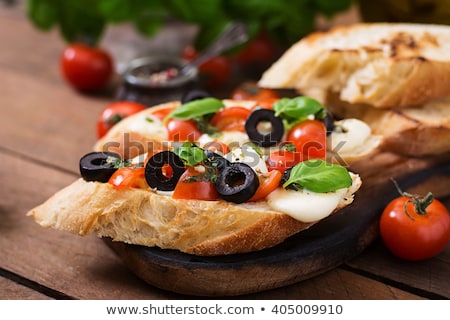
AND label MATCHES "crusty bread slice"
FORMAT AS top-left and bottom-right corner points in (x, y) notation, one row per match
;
(27, 175), (361, 256)
(328, 94), (450, 157)
(258, 23), (450, 108)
